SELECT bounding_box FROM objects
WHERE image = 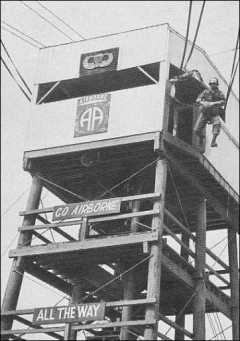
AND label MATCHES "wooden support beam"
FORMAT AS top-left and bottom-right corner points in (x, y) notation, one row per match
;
(68, 281), (85, 340)
(15, 315), (63, 340)
(175, 232), (190, 340)
(24, 262), (72, 295)
(228, 228), (239, 340)
(32, 230), (51, 244)
(9, 231), (158, 258)
(19, 209), (160, 232)
(120, 195), (141, 340)
(193, 198), (206, 340)
(165, 208), (230, 270)
(19, 192), (161, 217)
(1, 319), (156, 336)
(1, 299), (157, 318)
(144, 158), (168, 340)
(1, 176), (42, 331)
(163, 224), (195, 259)
(23, 132), (157, 161)
(158, 312), (193, 338)
(162, 253), (231, 318)
(37, 215), (76, 241)
(166, 154), (239, 233)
